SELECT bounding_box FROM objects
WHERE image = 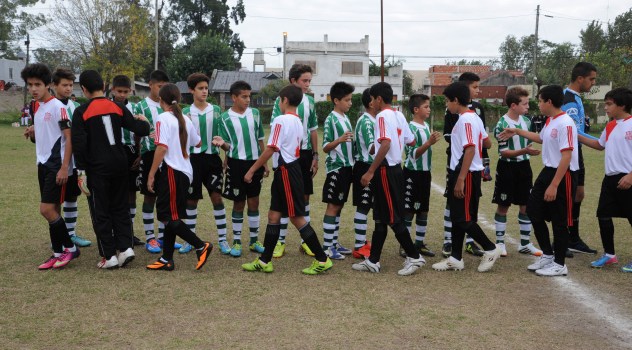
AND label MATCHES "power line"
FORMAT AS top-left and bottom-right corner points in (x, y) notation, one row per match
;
(248, 14), (532, 23)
